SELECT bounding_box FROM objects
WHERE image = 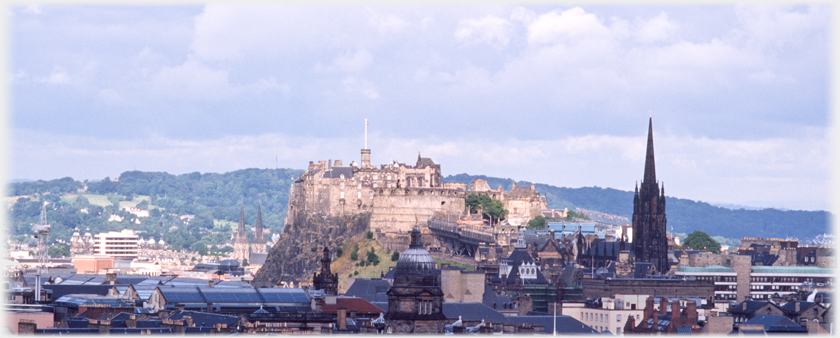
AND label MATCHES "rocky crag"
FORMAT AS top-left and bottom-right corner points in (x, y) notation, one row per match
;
(254, 212), (370, 284)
